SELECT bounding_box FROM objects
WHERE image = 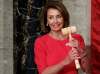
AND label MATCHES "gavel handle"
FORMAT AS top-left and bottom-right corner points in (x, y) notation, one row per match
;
(69, 33), (80, 69)
(75, 59), (80, 69)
